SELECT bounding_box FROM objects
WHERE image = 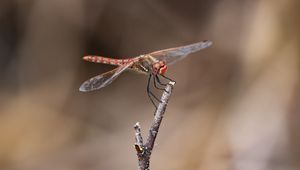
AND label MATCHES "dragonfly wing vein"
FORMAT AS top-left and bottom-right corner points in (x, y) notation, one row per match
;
(79, 62), (133, 92)
(150, 41), (212, 65)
